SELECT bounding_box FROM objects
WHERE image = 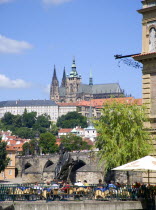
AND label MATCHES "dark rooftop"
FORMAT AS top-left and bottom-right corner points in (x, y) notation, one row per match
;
(0, 100), (57, 107)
